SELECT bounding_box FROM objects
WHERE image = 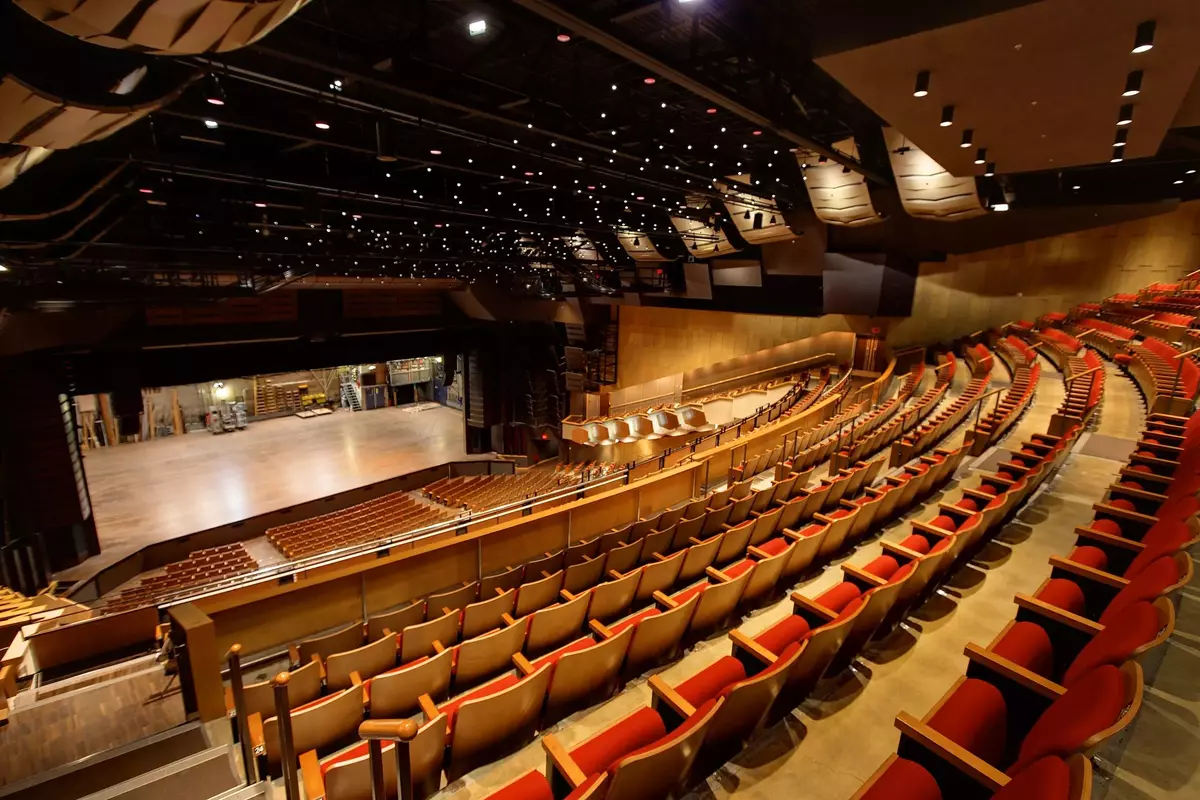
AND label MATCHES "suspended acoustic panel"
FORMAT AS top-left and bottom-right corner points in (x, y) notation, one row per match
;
(0, 144), (52, 190)
(616, 230), (670, 262)
(883, 128), (987, 221)
(716, 177), (797, 244)
(561, 231), (601, 262)
(797, 139), (882, 226)
(14, 0), (309, 54)
(670, 216), (738, 258)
